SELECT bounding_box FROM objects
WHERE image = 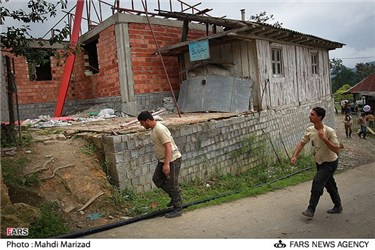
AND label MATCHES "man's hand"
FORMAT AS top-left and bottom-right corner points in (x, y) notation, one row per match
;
(318, 129), (340, 155)
(290, 156), (297, 166)
(290, 141), (305, 166)
(163, 163), (171, 177)
(318, 129), (326, 140)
